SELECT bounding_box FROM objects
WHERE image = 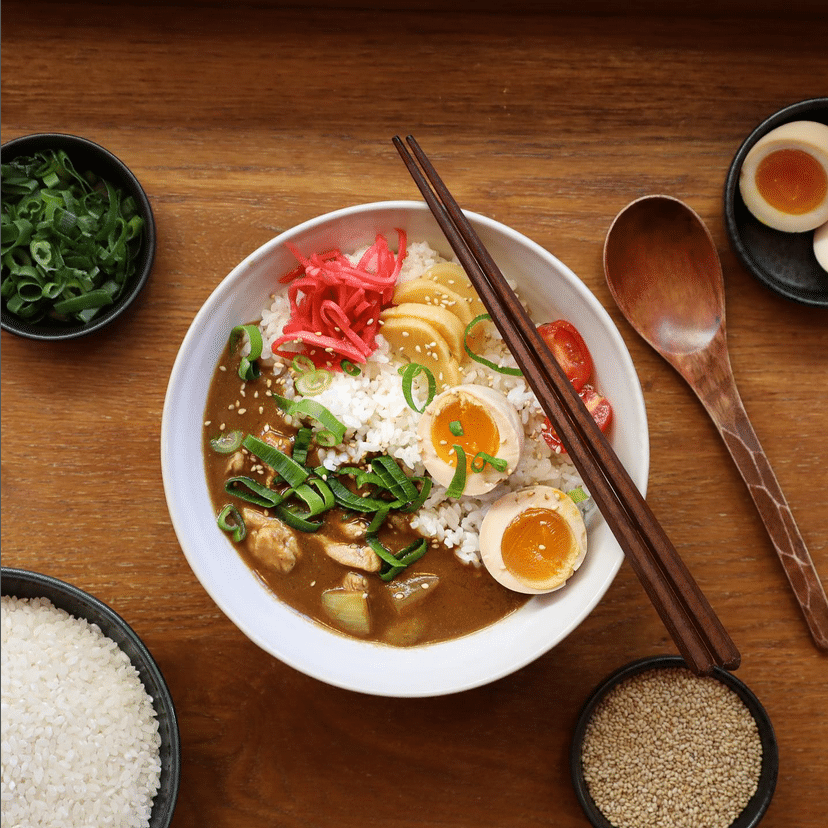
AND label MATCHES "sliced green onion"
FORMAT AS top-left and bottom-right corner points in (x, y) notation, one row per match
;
(398, 362), (437, 413)
(337, 457), (430, 516)
(370, 455), (420, 505)
(209, 429), (244, 454)
(292, 427), (312, 466)
(449, 420), (464, 436)
(291, 354), (333, 396)
(251, 477), (336, 533)
(463, 313), (523, 376)
(272, 394), (346, 447)
(290, 480), (334, 518)
(217, 503), (247, 542)
(242, 434), (309, 488)
(397, 538), (428, 566)
(340, 359), (361, 376)
(292, 354), (316, 373)
(470, 452), (508, 473)
(397, 475), (432, 514)
(306, 476), (336, 513)
(1, 149), (145, 326)
(337, 466), (385, 489)
(273, 504), (325, 532)
(224, 476), (287, 508)
(366, 505), (391, 534)
(567, 486), (589, 504)
(326, 476), (400, 513)
(51, 288), (114, 314)
(295, 368), (332, 396)
(368, 536), (428, 582)
(229, 324), (263, 381)
(366, 535), (407, 568)
(445, 444), (468, 499)
(315, 430), (339, 448)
